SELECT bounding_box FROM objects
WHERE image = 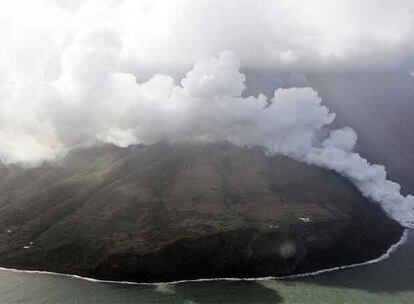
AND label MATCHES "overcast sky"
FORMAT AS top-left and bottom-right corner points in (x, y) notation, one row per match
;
(1, 0), (414, 81)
